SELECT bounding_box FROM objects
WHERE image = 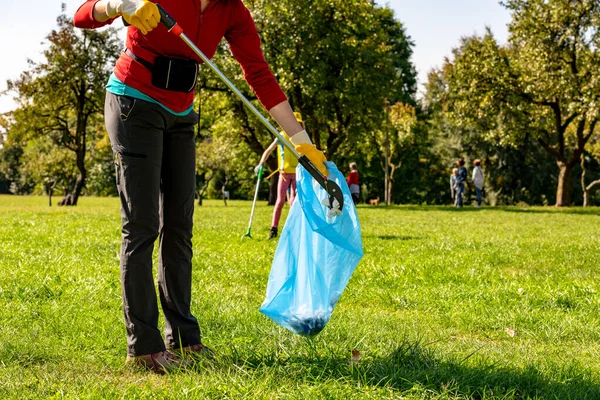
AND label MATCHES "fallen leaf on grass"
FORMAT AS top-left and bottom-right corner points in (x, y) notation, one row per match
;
(349, 349), (360, 365)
